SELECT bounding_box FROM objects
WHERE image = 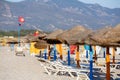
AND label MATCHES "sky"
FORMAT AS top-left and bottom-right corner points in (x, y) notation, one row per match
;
(6, 0), (24, 2)
(5, 0), (120, 8)
(78, 0), (120, 8)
